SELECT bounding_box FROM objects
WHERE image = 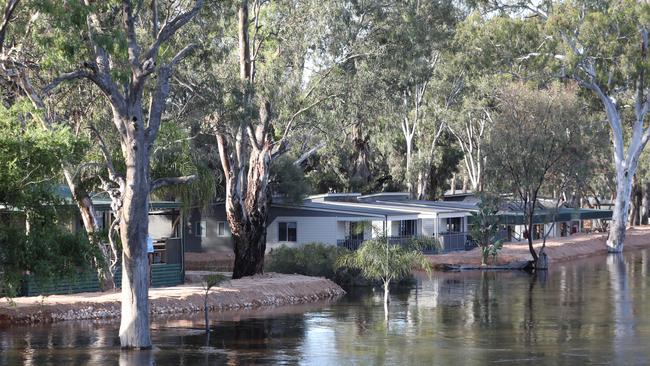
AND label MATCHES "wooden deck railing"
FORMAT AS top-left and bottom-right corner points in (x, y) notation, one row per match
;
(336, 232), (471, 254)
